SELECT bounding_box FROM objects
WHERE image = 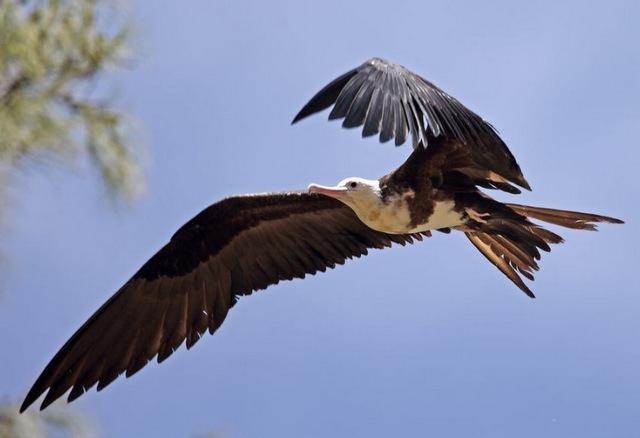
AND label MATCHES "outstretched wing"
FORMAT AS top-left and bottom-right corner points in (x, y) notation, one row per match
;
(293, 57), (529, 190)
(22, 192), (425, 411)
